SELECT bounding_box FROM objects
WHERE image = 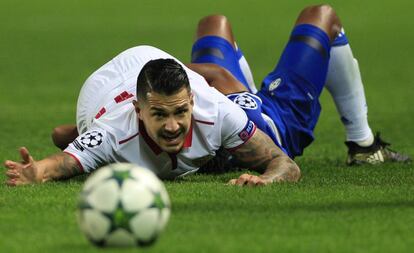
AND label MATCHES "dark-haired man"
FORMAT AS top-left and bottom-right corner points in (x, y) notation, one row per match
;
(5, 46), (299, 186)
